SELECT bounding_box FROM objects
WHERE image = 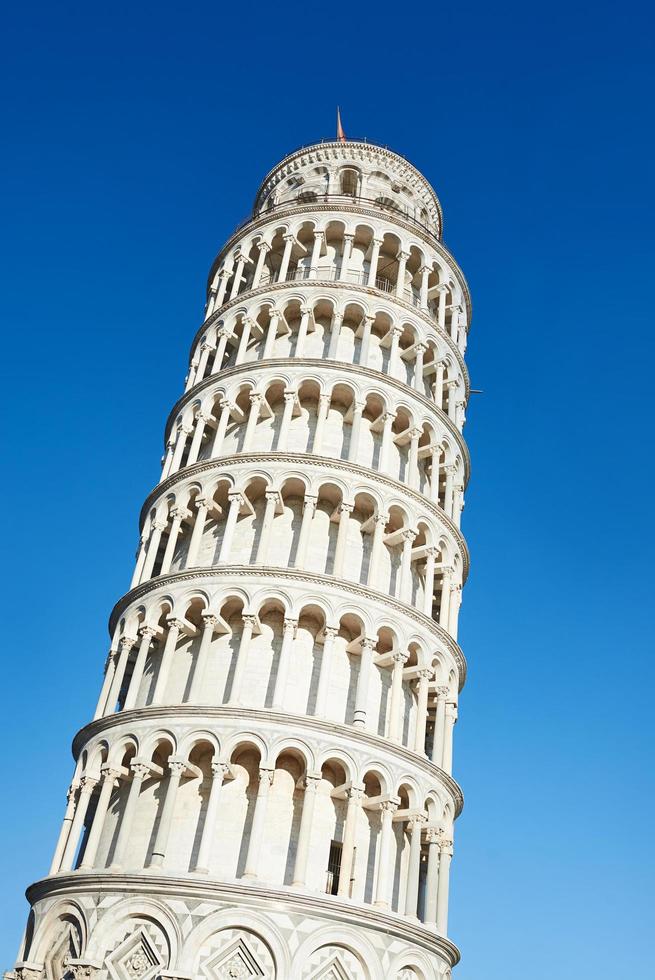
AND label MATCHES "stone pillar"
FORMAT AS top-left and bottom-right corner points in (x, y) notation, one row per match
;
(93, 649), (118, 720)
(79, 766), (120, 870)
(242, 393), (262, 451)
(414, 343), (426, 392)
(446, 380), (458, 423)
(152, 618), (185, 705)
(218, 492), (243, 562)
(159, 507), (187, 576)
(212, 329), (231, 373)
(337, 786), (364, 897)
(229, 255), (247, 300)
(189, 614), (218, 702)
(367, 237), (382, 286)
(60, 777), (98, 871)
(367, 513), (388, 589)
(399, 529), (417, 603)
(140, 520), (166, 582)
(230, 614), (256, 703)
(439, 566), (452, 628)
(373, 799), (399, 907)
(353, 637), (376, 728)
(430, 446), (441, 504)
(379, 411), (396, 474)
(123, 627), (157, 711)
(149, 759), (187, 867)
(408, 427), (421, 490)
(295, 306), (312, 357)
(291, 773), (321, 887)
(431, 687), (450, 767)
(130, 534), (149, 587)
(395, 250), (409, 299)
(414, 669), (433, 754)
(104, 635), (136, 715)
(312, 393), (331, 453)
(424, 828), (441, 926)
(186, 412), (212, 466)
(437, 285), (448, 329)
(347, 400), (365, 462)
(359, 314), (374, 367)
(256, 491), (279, 563)
(278, 234), (294, 282)
(442, 703), (457, 774)
(388, 652), (408, 742)
(308, 230), (324, 278)
(436, 837), (454, 934)
(210, 400), (232, 457)
(315, 626), (337, 716)
(186, 497), (208, 568)
(262, 310), (280, 358)
(49, 783), (80, 874)
(235, 317), (253, 364)
(243, 768), (274, 877)
(339, 233), (354, 281)
(405, 816), (426, 917)
(111, 762), (150, 869)
(272, 618), (298, 708)
(195, 343), (214, 383)
(434, 359), (445, 410)
(194, 761), (230, 873)
(294, 494), (317, 568)
(170, 425), (192, 475)
(276, 390), (296, 451)
(444, 465), (455, 518)
(388, 326), (403, 377)
(332, 502), (353, 578)
(252, 241), (270, 288)
(328, 309), (343, 359)
(419, 265), (430, 309)
(423, 547), (438, 615)
(449, 580), (462, 638)
(215, 267), (231, 308)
